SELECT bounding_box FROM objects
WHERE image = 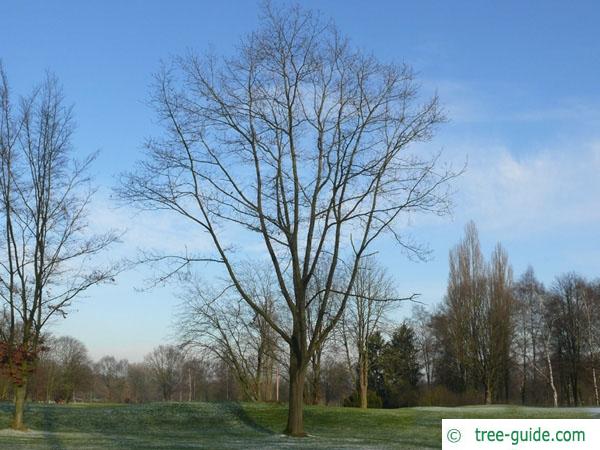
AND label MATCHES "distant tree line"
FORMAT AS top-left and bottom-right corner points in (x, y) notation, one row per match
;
(416, 222), (600, 407)
(3, 222), (598, 410)
(1, 339), (227, 404)
(0, 223), (600, 408)
(171, 221), (600, 409)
